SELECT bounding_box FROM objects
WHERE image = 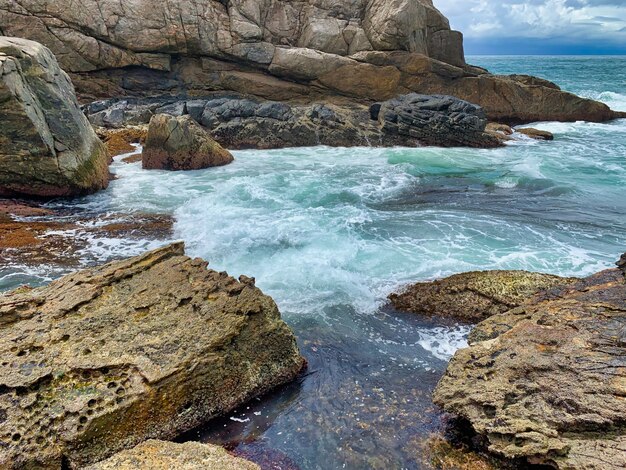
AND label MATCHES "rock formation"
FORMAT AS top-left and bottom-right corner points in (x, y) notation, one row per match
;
(0, 243), (305, 468)
(434, 258), (626, 469)
(86, 93), (501, 149)
(142, 114), (234, 170)
(389, 270), (575, 323)
(0, 37), (109, 198)
(0, 1), (619, 123)
(85, 440), (260, 470)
